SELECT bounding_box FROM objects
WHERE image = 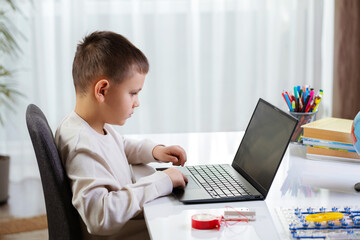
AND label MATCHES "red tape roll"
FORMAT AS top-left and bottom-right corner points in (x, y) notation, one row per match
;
(191, 214), (222, 230)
